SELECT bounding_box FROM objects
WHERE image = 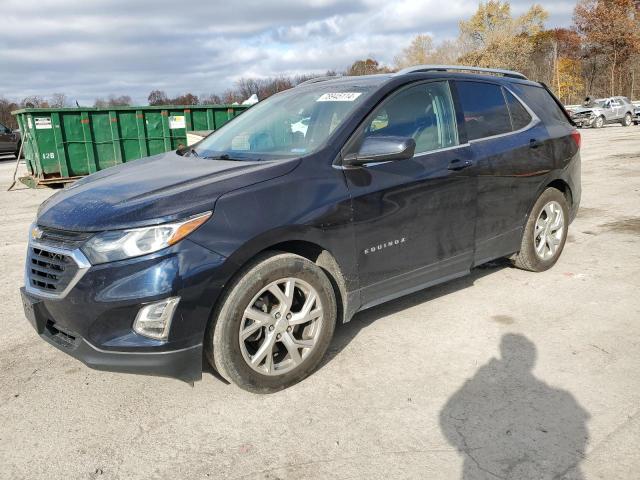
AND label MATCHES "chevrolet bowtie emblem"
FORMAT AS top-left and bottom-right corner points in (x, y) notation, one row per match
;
(31, 226), (43, 240)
